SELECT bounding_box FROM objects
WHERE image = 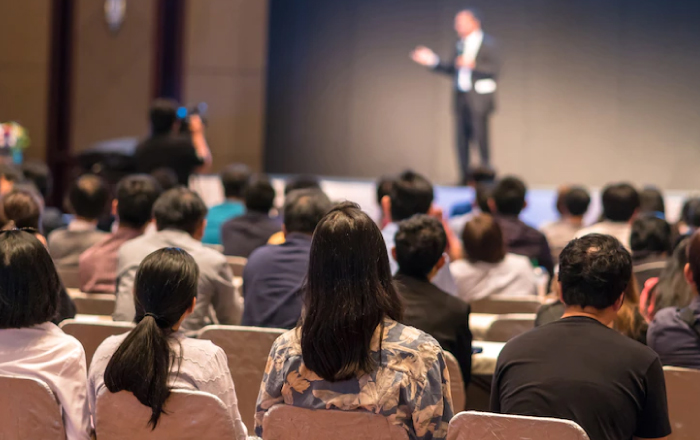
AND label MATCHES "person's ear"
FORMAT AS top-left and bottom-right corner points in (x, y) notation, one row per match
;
(193, 219), (206, 241)
(523, 200), (528, 210)
(381, 196), (392, 223)
(685, 263), (695, 288)
(112, 199), (118, 217)
(391, 247), (398, 262)
(187, 297), (197, 314)
(435, 254), (446, 271)
(487, 198), (497, 214)
(612, 292), (625, 312)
